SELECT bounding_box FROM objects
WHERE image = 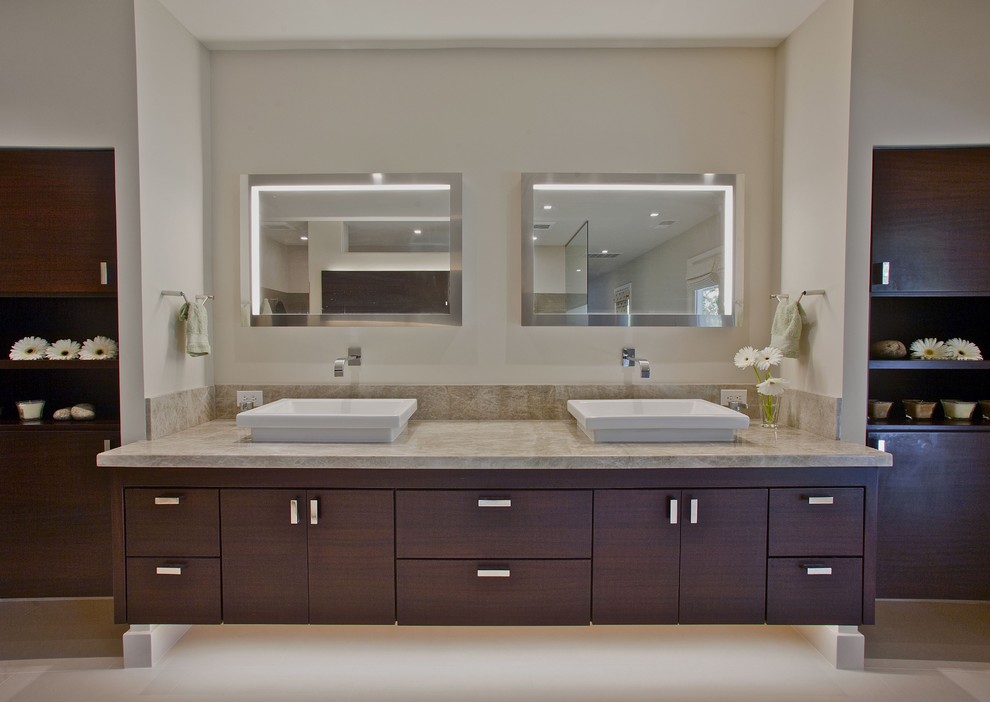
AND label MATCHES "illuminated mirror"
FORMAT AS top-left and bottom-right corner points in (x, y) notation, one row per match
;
(522, 173), (742, 326)
(242, 173), (461, 326)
